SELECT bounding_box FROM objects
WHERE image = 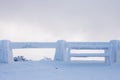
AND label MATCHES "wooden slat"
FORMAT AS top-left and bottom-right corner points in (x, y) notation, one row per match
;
(11, 42), (56, 49)
(67, 42), (110, 49)
(70, 53), (109, 57)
